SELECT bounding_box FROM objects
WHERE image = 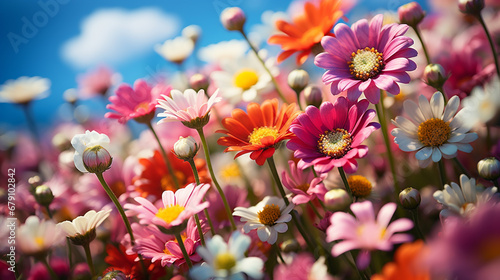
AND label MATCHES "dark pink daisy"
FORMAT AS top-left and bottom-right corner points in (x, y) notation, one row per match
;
(286, 97), (380, 174)
(314, 14), (417, 104)
(106, 79), (171, 124)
